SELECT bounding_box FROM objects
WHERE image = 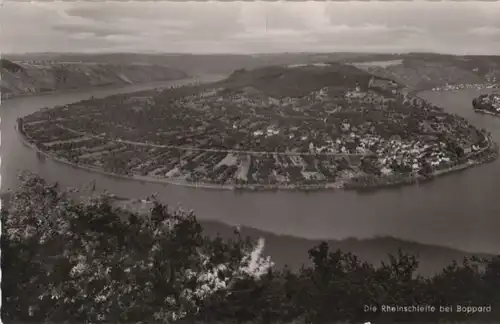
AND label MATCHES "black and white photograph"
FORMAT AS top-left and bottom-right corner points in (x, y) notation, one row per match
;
(1, 0), (500, 322)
